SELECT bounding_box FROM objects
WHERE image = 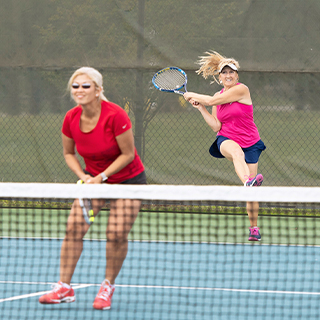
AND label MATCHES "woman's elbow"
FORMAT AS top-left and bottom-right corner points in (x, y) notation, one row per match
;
(63, 152), (76, 163)
(211, 124), (221, 132)
(129, 153), (135, 163)
(211, 127), (219, 133)
(207, 98), (217, 106)
(126, 151), (135, 163)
